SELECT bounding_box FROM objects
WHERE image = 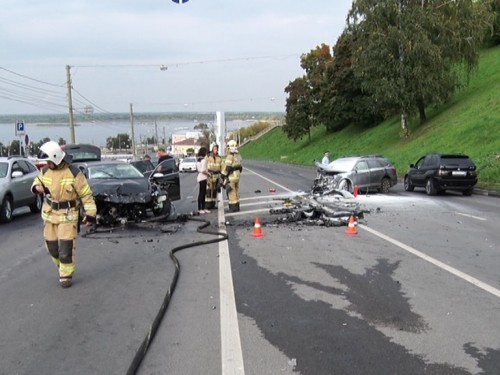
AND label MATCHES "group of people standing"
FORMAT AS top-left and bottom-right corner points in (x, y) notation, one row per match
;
(196, 140), (242, 214)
